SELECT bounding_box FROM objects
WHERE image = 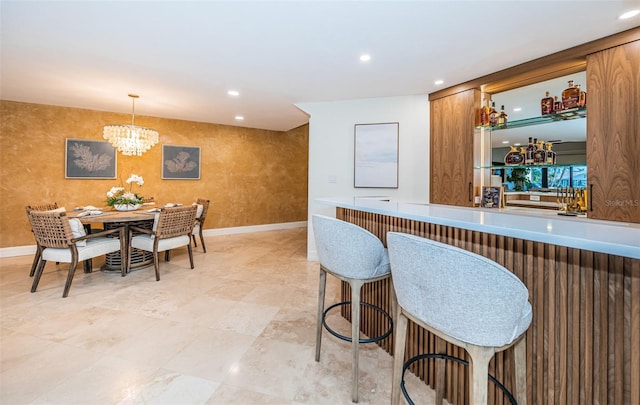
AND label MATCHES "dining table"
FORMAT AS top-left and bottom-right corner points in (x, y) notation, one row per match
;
(70, 208), (161, 272)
